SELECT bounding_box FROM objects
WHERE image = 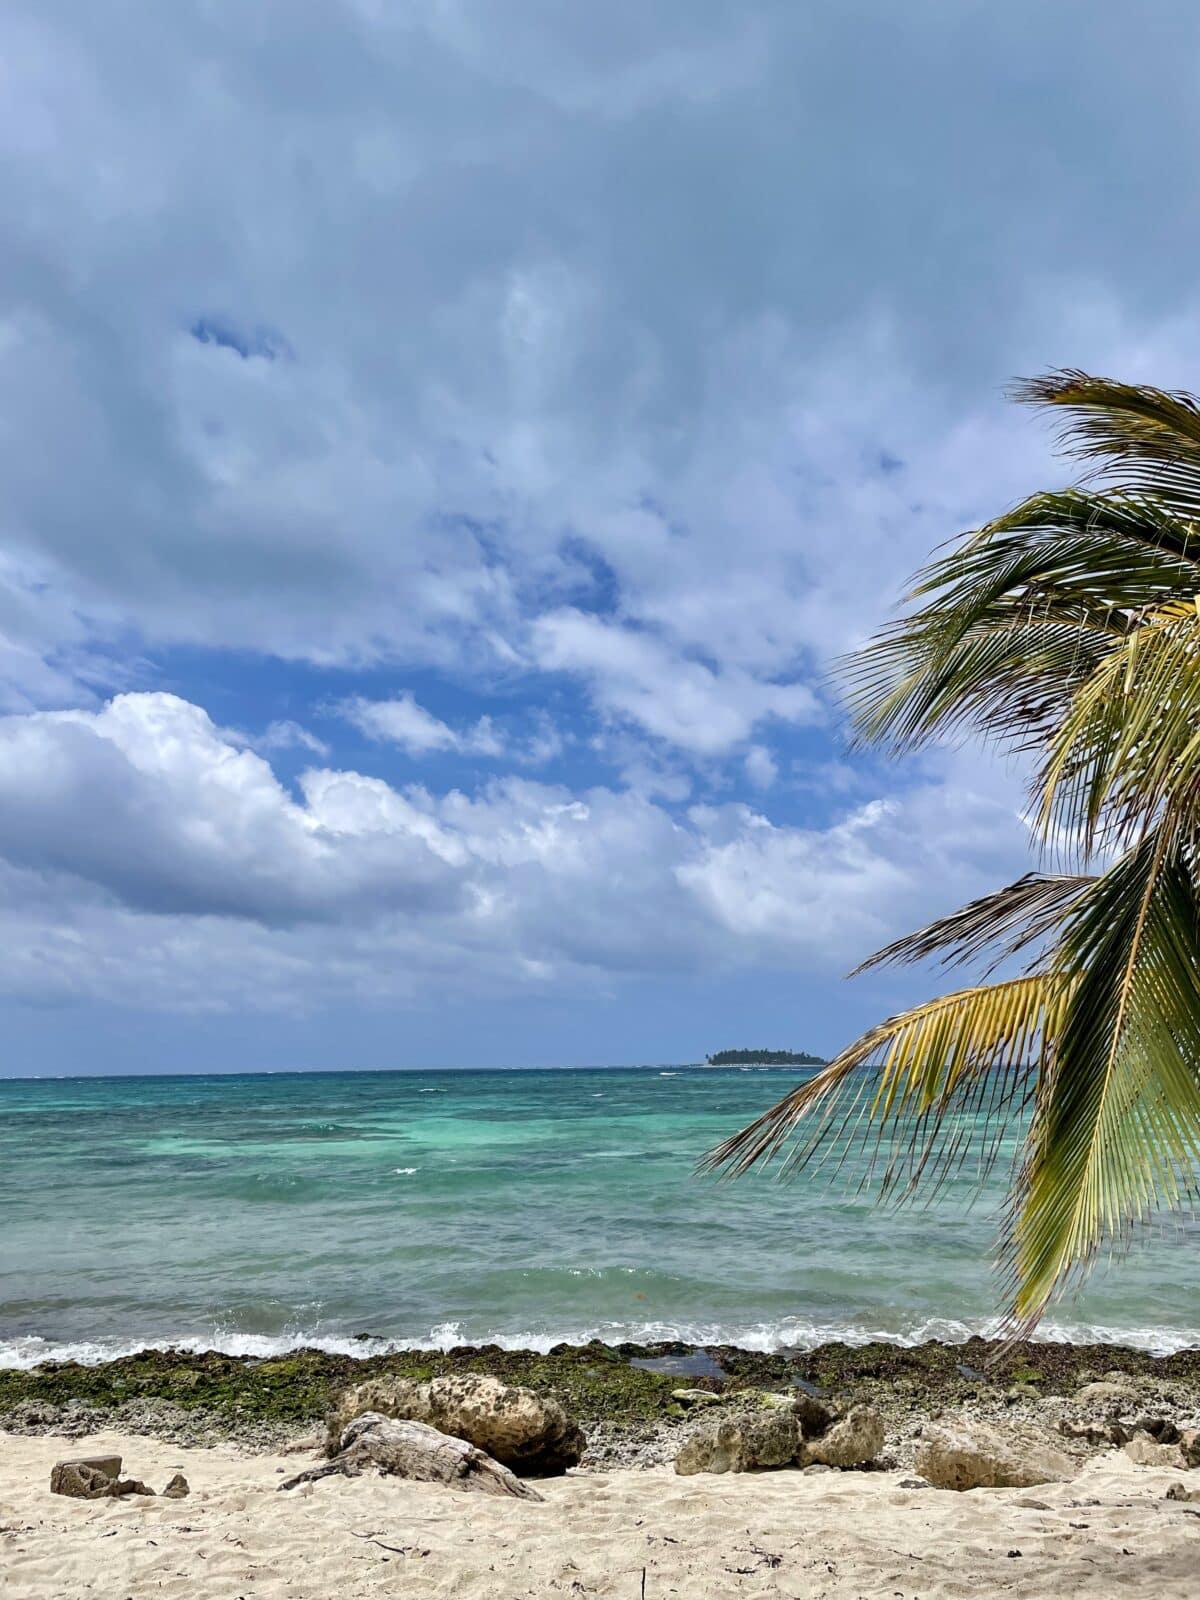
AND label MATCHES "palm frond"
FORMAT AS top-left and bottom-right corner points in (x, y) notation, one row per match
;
(1007, 828), (1200, 1324)
(851, 872), (1094, 977)
(702, 974), (1070, 1201)
(1038, 600), (1200, 854)
(845, 491), (1199, 756)
(1016, 371), (1200, 522)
